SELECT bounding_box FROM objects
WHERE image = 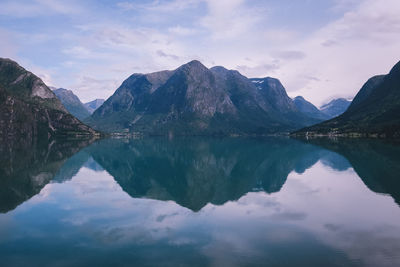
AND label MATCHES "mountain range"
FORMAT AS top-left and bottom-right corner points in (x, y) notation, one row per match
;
(293, 96), (351, 121)
(85, 60), (325, 135)
(294, 60), (400, 137)
(52, 88), (105, 120)
(320, 98), (351, 118)
(0, 58), (97, 141)
(53, 88), (91, 120)
(52, 70), (349, 135)
(2, 57), (399, 138)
